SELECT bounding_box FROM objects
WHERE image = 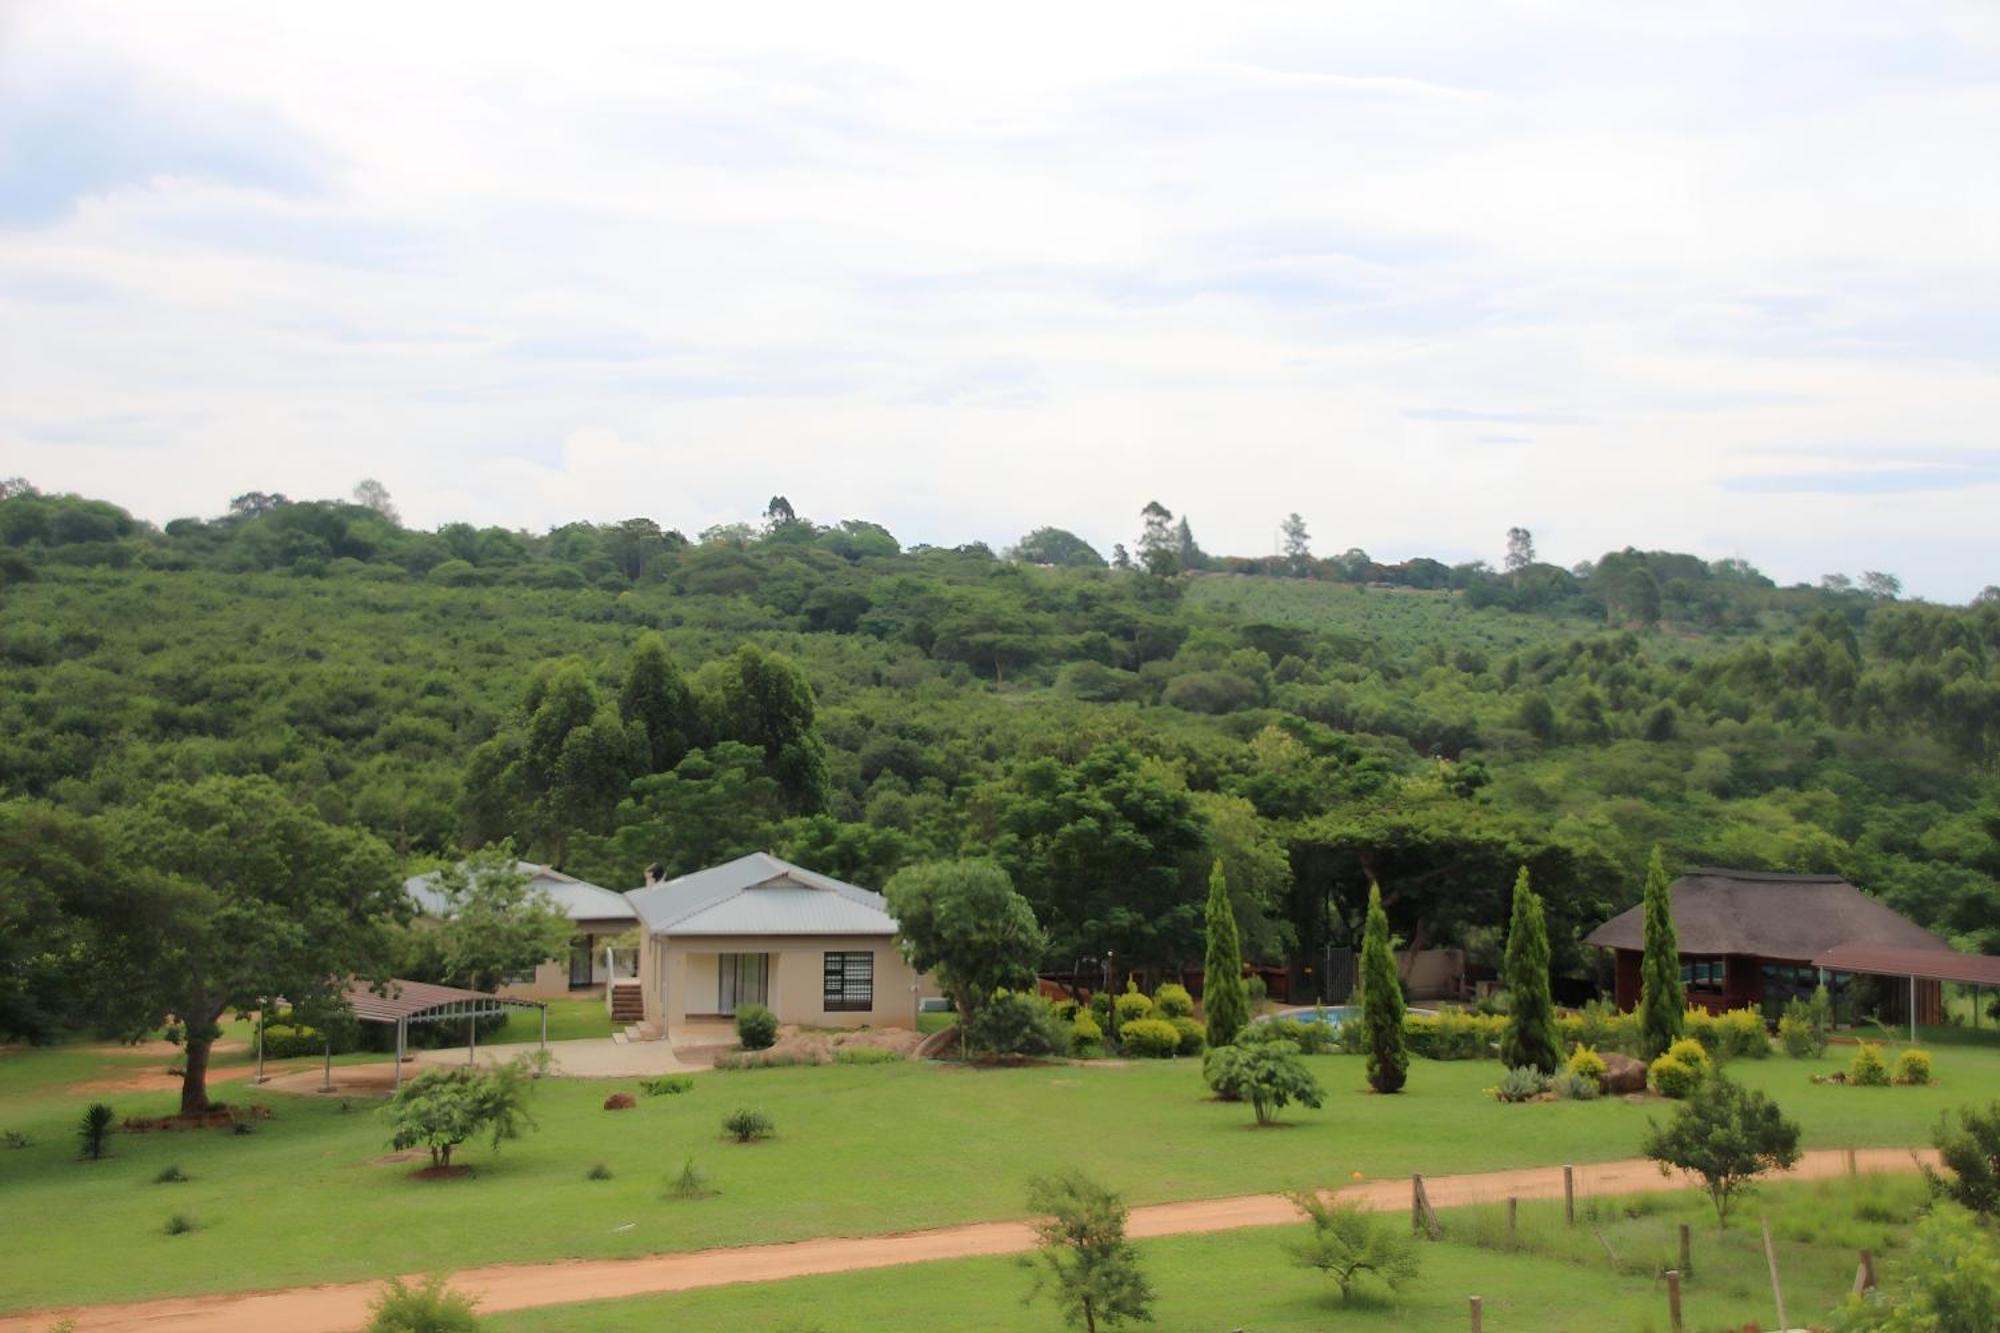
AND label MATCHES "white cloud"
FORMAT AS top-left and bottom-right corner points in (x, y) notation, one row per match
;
(2, 0), (1997, 596)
